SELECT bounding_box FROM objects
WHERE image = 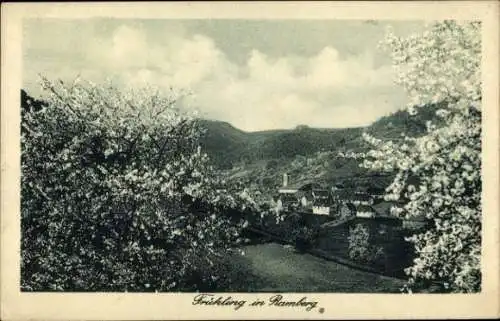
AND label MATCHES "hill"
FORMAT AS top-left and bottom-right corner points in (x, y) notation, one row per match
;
(366, 103), (442, 140)
(198, 122), (366, 169)
(198, 104), (440, 196)
(196, 120), (251, 169)
(198, 104), (438, 170)
(20, 89), (437, 195)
